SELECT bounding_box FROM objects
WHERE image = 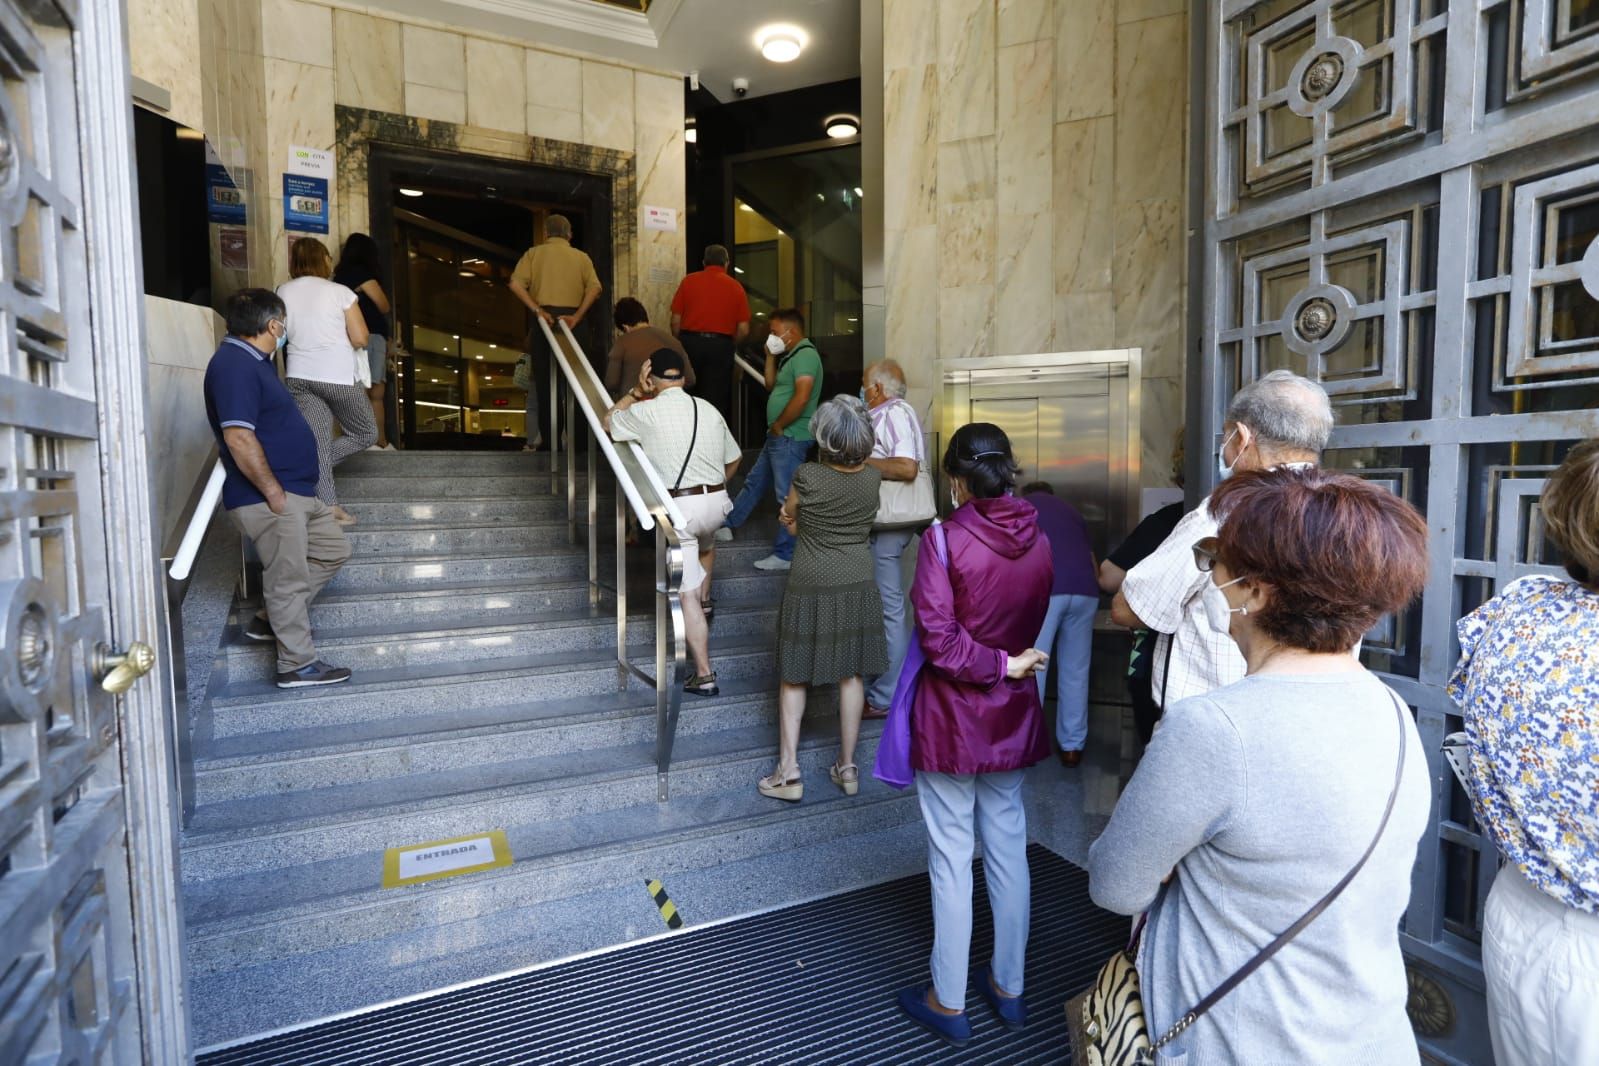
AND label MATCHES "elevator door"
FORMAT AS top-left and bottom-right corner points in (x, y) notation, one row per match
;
(1194, 3), (1599, 1059)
